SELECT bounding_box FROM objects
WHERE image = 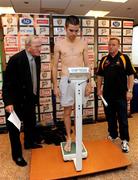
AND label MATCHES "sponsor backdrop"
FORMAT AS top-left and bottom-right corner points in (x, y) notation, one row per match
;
(0, 14), (134, 130)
